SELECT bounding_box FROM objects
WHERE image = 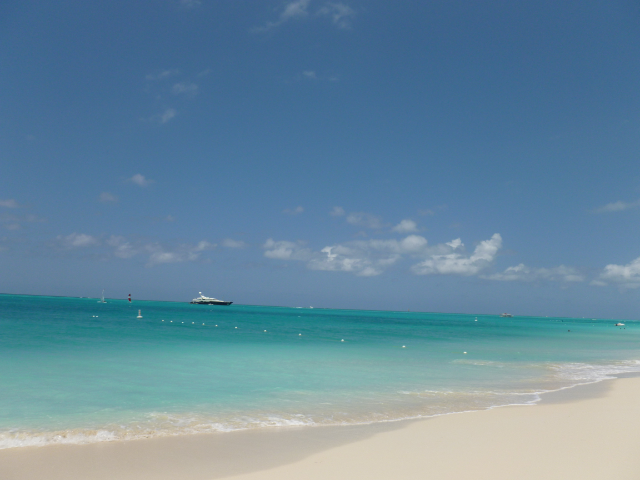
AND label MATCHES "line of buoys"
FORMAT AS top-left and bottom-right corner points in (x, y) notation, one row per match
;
(149, 322), (410, 347)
